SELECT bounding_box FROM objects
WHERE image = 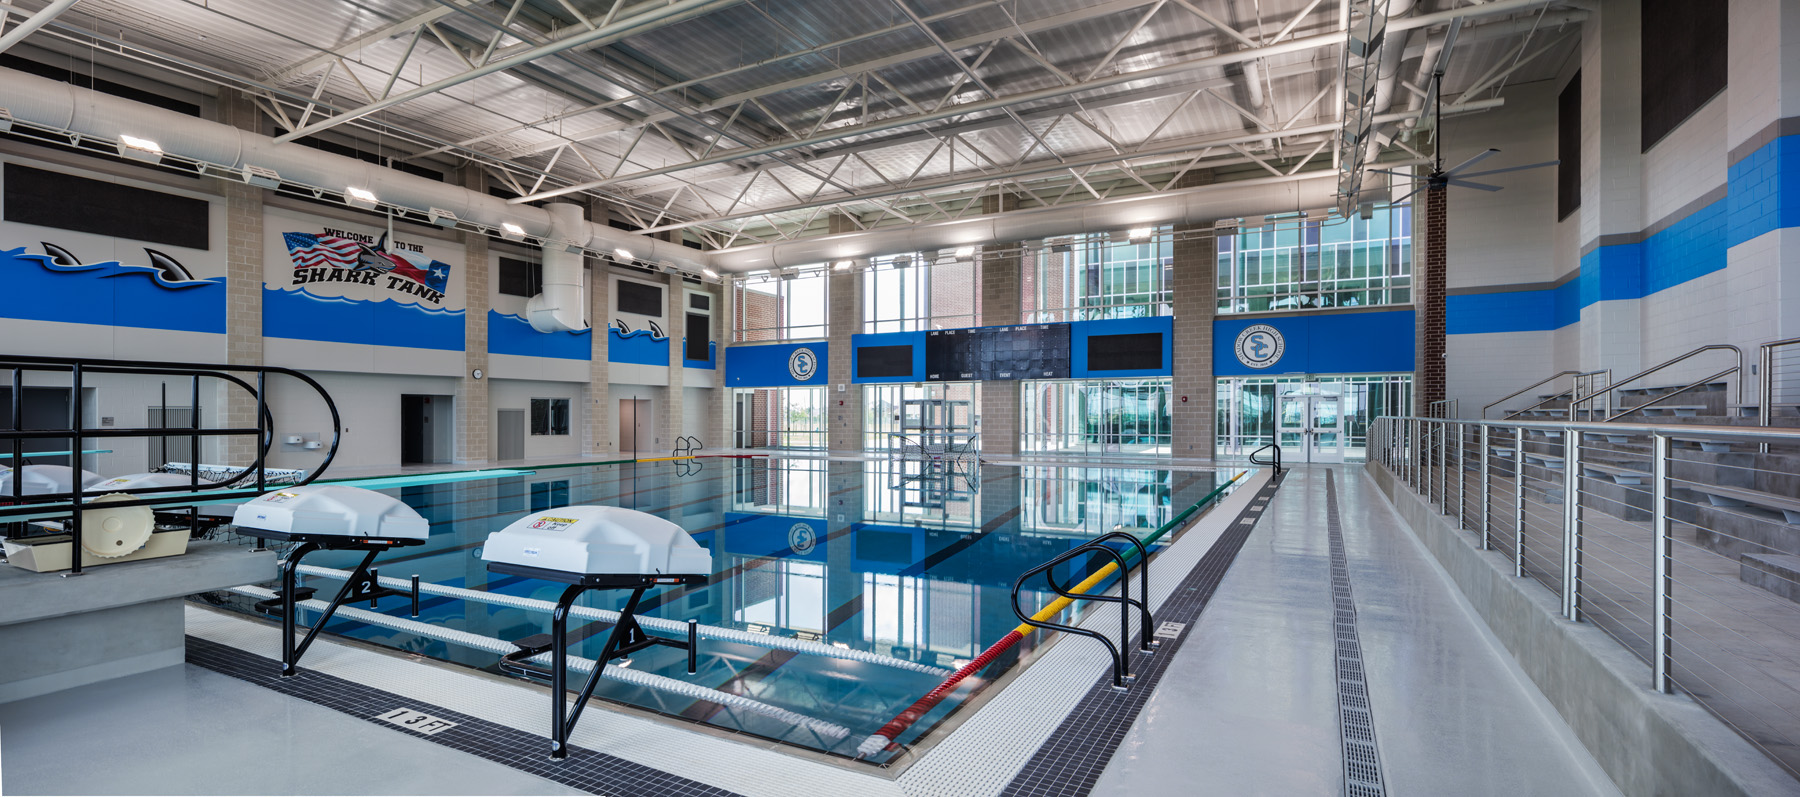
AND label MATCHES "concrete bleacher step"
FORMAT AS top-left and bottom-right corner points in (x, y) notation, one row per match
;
(1632, 405), (1709, 418)
(1695, 483), (1800, 525)
(1740, 553), (1800, 605)
(1581, 460), (1650, 485)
